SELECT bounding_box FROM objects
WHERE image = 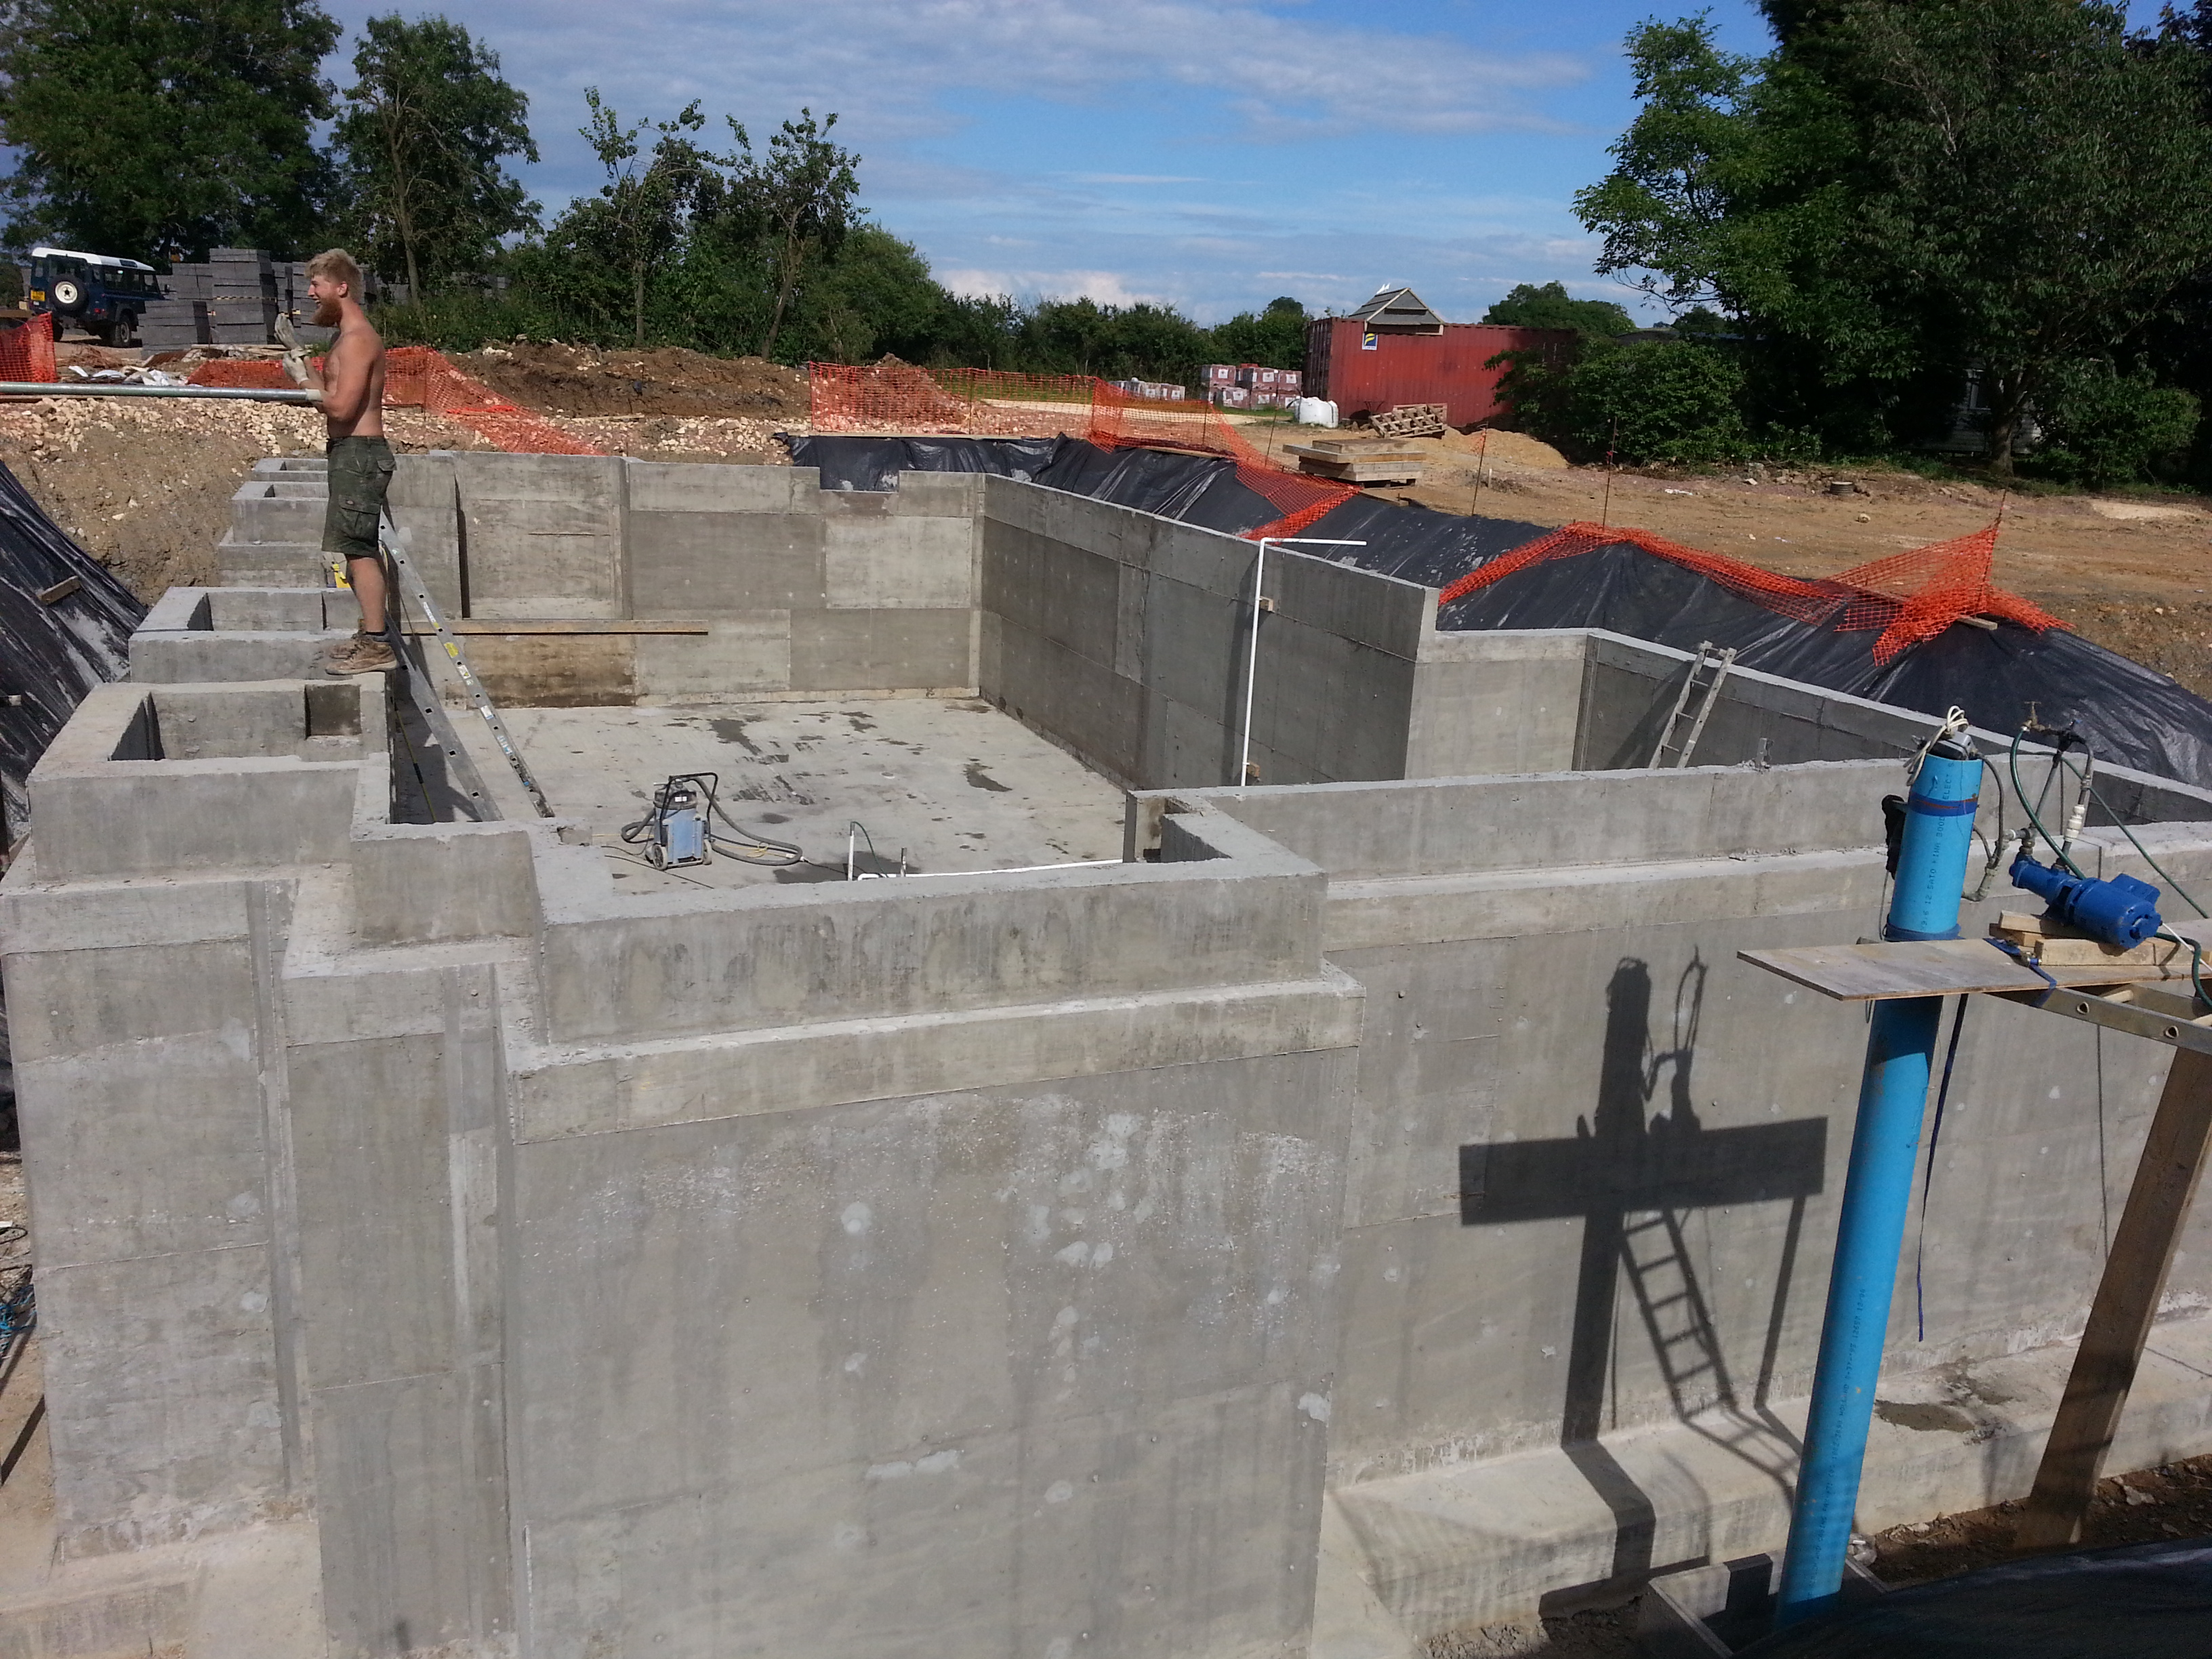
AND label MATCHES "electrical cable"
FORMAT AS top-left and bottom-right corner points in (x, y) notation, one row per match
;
(2010, 724), (2091, 878)
(1914, 997), (1971, 1342)
(618, 773), (804, 869)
